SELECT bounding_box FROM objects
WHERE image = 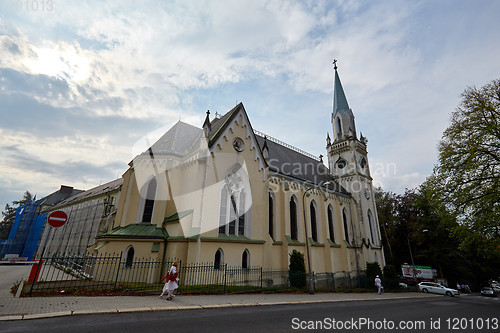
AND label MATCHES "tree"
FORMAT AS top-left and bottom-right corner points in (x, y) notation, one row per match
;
(436, 78), (500, 259)
(0, 191), (33, 240)
(374, 187), (397, 265)
(366, 262), (382, 278)
(289, 250), (306, 288)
